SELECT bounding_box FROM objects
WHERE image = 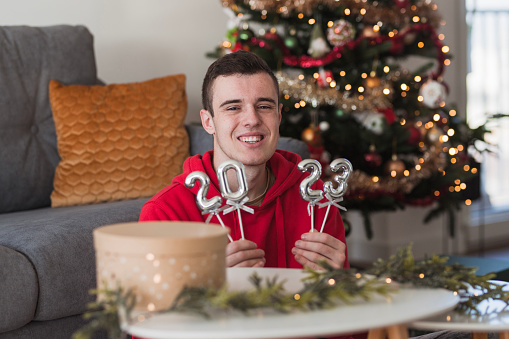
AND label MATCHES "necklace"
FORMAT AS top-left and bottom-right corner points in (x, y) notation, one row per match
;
(248, 167), (270, 203)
